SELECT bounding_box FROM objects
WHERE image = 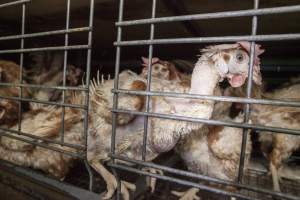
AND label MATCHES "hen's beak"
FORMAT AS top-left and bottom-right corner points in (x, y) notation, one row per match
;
(226, 73), (247, 88)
